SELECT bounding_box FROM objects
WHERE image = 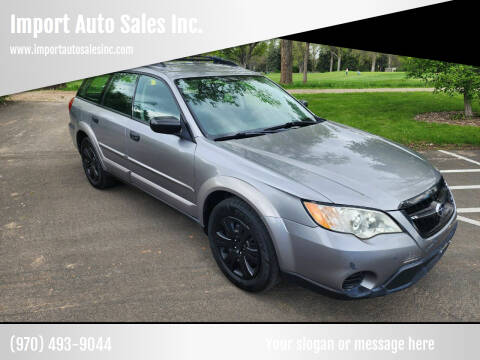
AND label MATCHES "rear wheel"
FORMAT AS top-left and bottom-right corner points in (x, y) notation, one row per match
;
(80, 137), (116, 189)
(208, 197), (280, 292)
